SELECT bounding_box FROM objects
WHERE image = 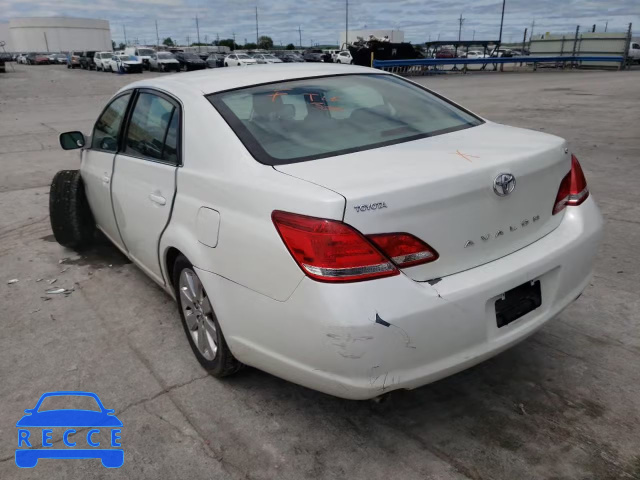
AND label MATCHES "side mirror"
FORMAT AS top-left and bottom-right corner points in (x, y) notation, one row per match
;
(60, 131), (85, 150)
